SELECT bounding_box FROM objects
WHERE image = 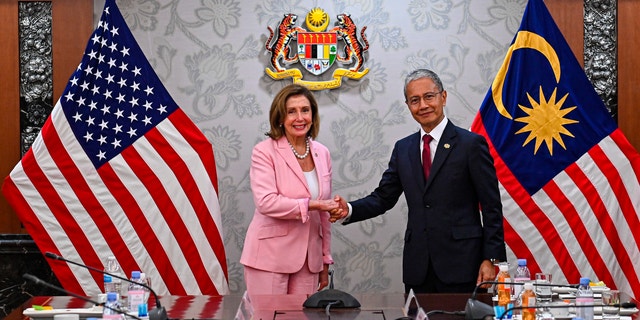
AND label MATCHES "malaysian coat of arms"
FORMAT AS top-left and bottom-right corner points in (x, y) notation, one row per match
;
(264, 8), (369, 90)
